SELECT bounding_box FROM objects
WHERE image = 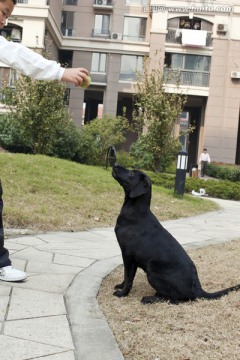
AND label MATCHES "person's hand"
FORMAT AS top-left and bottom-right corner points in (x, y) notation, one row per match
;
(61, 68), (89, 86)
